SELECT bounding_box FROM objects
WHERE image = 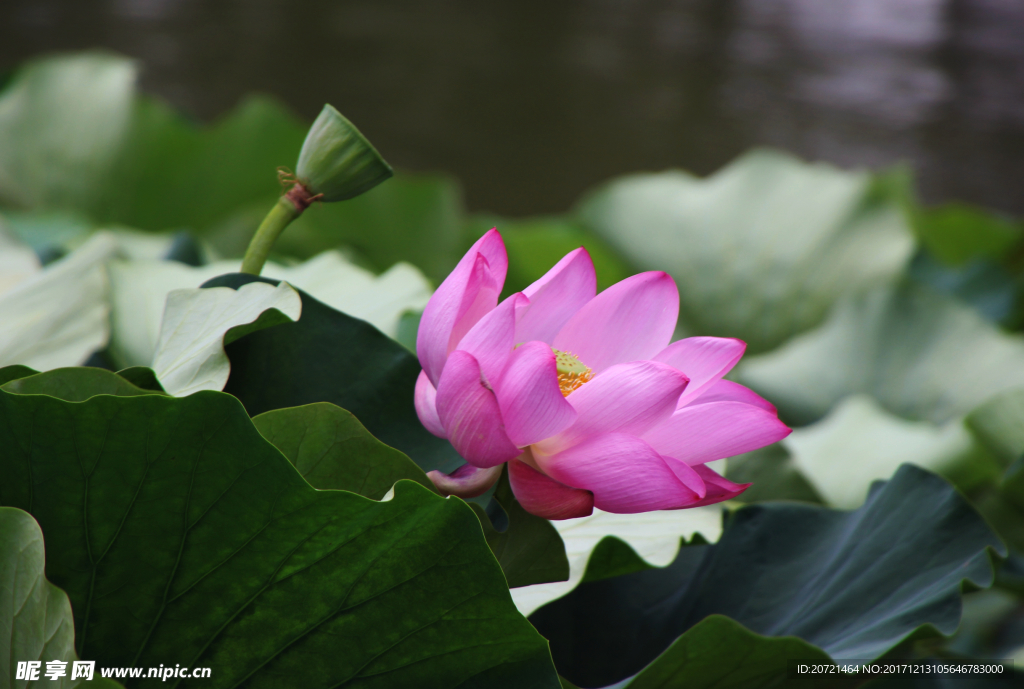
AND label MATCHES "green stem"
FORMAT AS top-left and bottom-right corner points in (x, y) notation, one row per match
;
(240, 196), (300, 275)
